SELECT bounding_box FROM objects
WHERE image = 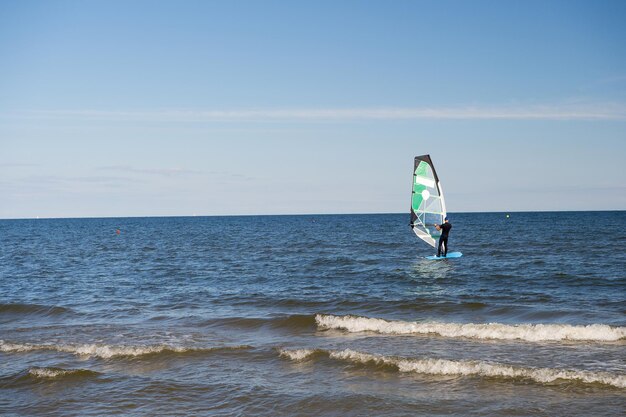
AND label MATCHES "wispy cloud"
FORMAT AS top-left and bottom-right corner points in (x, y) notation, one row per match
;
(8, 102), (626, 122)
(5, 174), (143, 186)
(0, 175), (143, 196)
(0, 163), (40, 168)
(97, 165), (201, 177)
